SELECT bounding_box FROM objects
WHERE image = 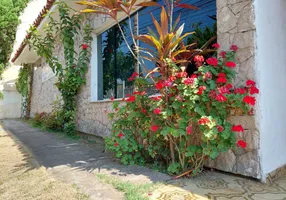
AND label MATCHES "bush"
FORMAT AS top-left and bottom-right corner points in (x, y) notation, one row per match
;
(34, 112), (47, 126)
(106, 46), (259, 176)
(42, 112), (64, 132)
